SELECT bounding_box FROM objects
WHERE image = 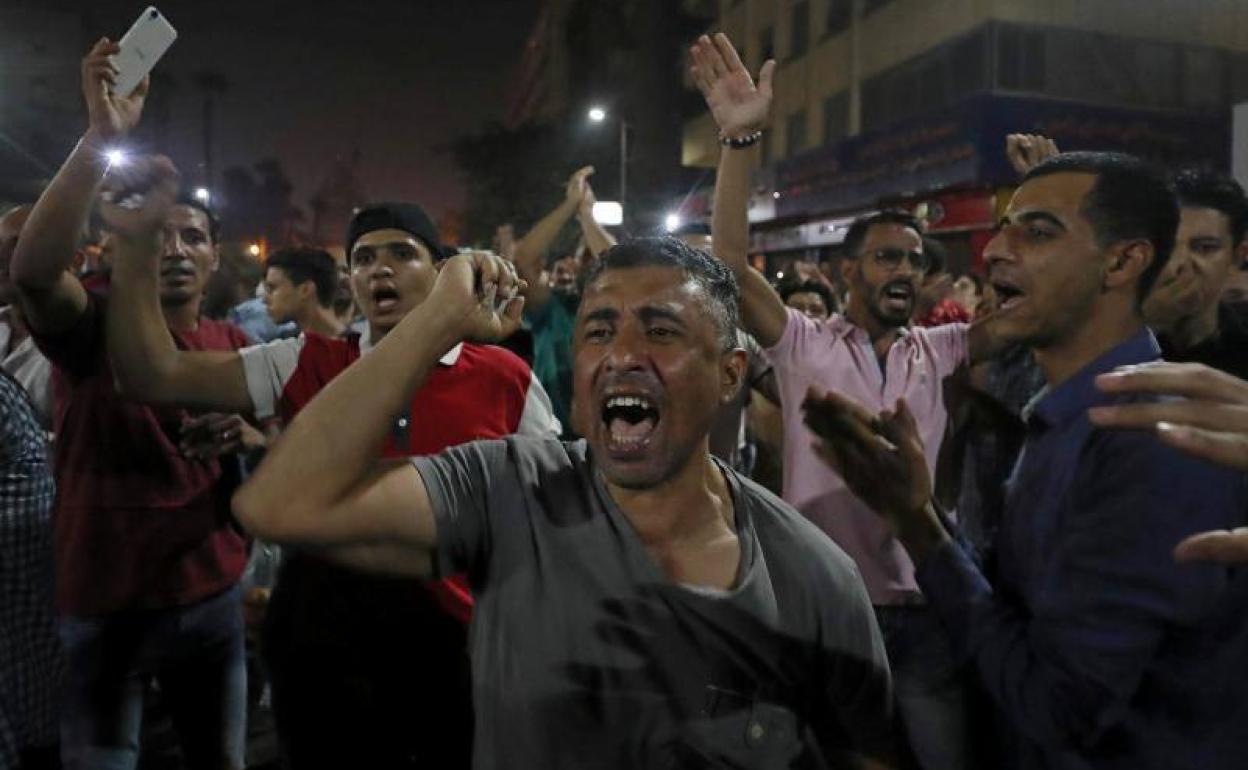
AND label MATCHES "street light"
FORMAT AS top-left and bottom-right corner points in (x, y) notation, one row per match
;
(591, 201), (624, 226)
(587, 106), (629, 226)
(247, 243), (261, 258)
(194, 187), (211, 205)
